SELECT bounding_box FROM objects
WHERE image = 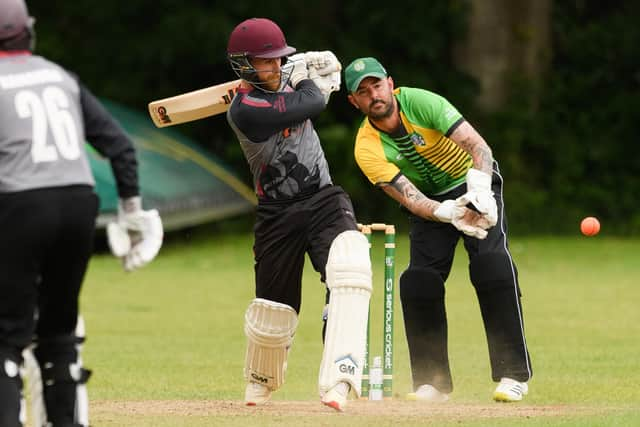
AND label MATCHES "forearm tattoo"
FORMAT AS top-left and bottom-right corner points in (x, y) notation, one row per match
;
(451, 122), (493, 173)
(389, 176), (440, 220)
